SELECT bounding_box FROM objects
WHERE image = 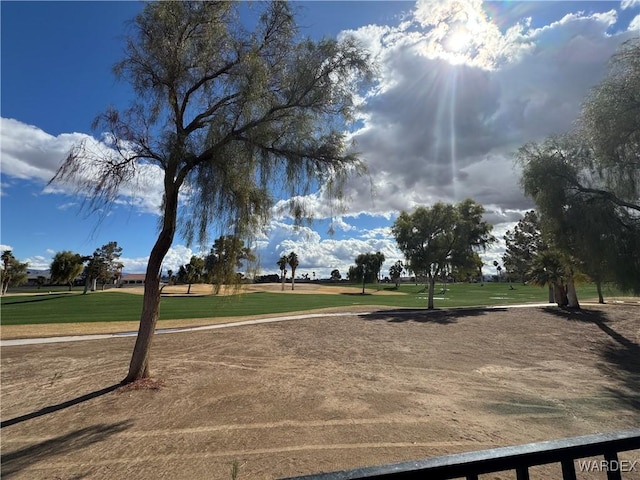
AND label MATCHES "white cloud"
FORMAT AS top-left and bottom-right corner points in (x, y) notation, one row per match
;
(621, 0), (640, 10)
(324, 1), (635, 222)
(120, 244), (197, 274)
(252, 220), (404, 279)
(1, 117), (165, 215)
(629, 14), (640, 31)
(23, 255), (50, 270)
(56, 202), (78, 211)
